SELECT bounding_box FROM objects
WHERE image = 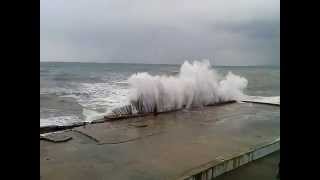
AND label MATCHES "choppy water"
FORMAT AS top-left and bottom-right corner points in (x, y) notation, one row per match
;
(40, 62), (279, 127)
